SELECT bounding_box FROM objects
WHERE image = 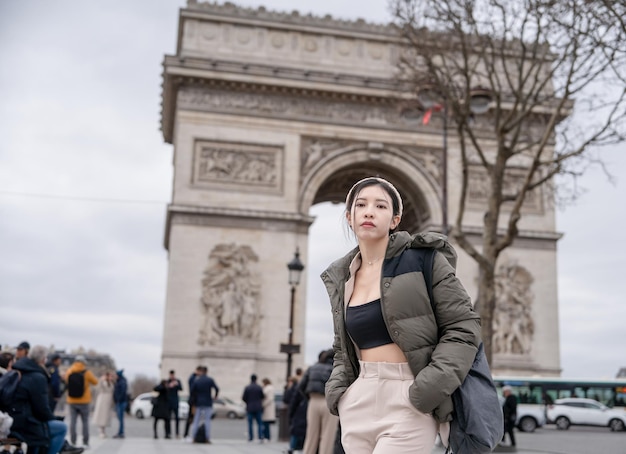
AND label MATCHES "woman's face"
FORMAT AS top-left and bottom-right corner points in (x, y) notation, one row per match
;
(346, 184), (400, 241)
